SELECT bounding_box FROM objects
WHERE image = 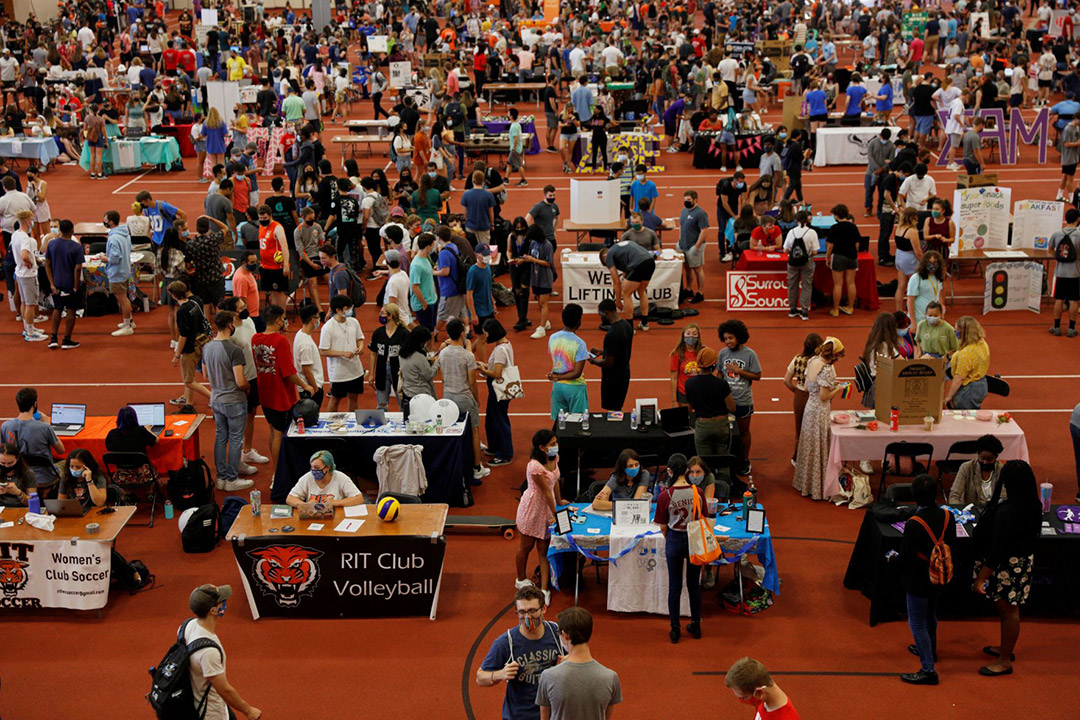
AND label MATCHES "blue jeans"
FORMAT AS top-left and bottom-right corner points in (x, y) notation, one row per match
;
(211, 401), (247, 481)
(864, 172), (880, 211)
(485, 378), (514, 461)
(952, 377), (988, 410)
(1070, 422), (1080, 498)
(665, 529), (701, 627)
(906, 593), (938, 672)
